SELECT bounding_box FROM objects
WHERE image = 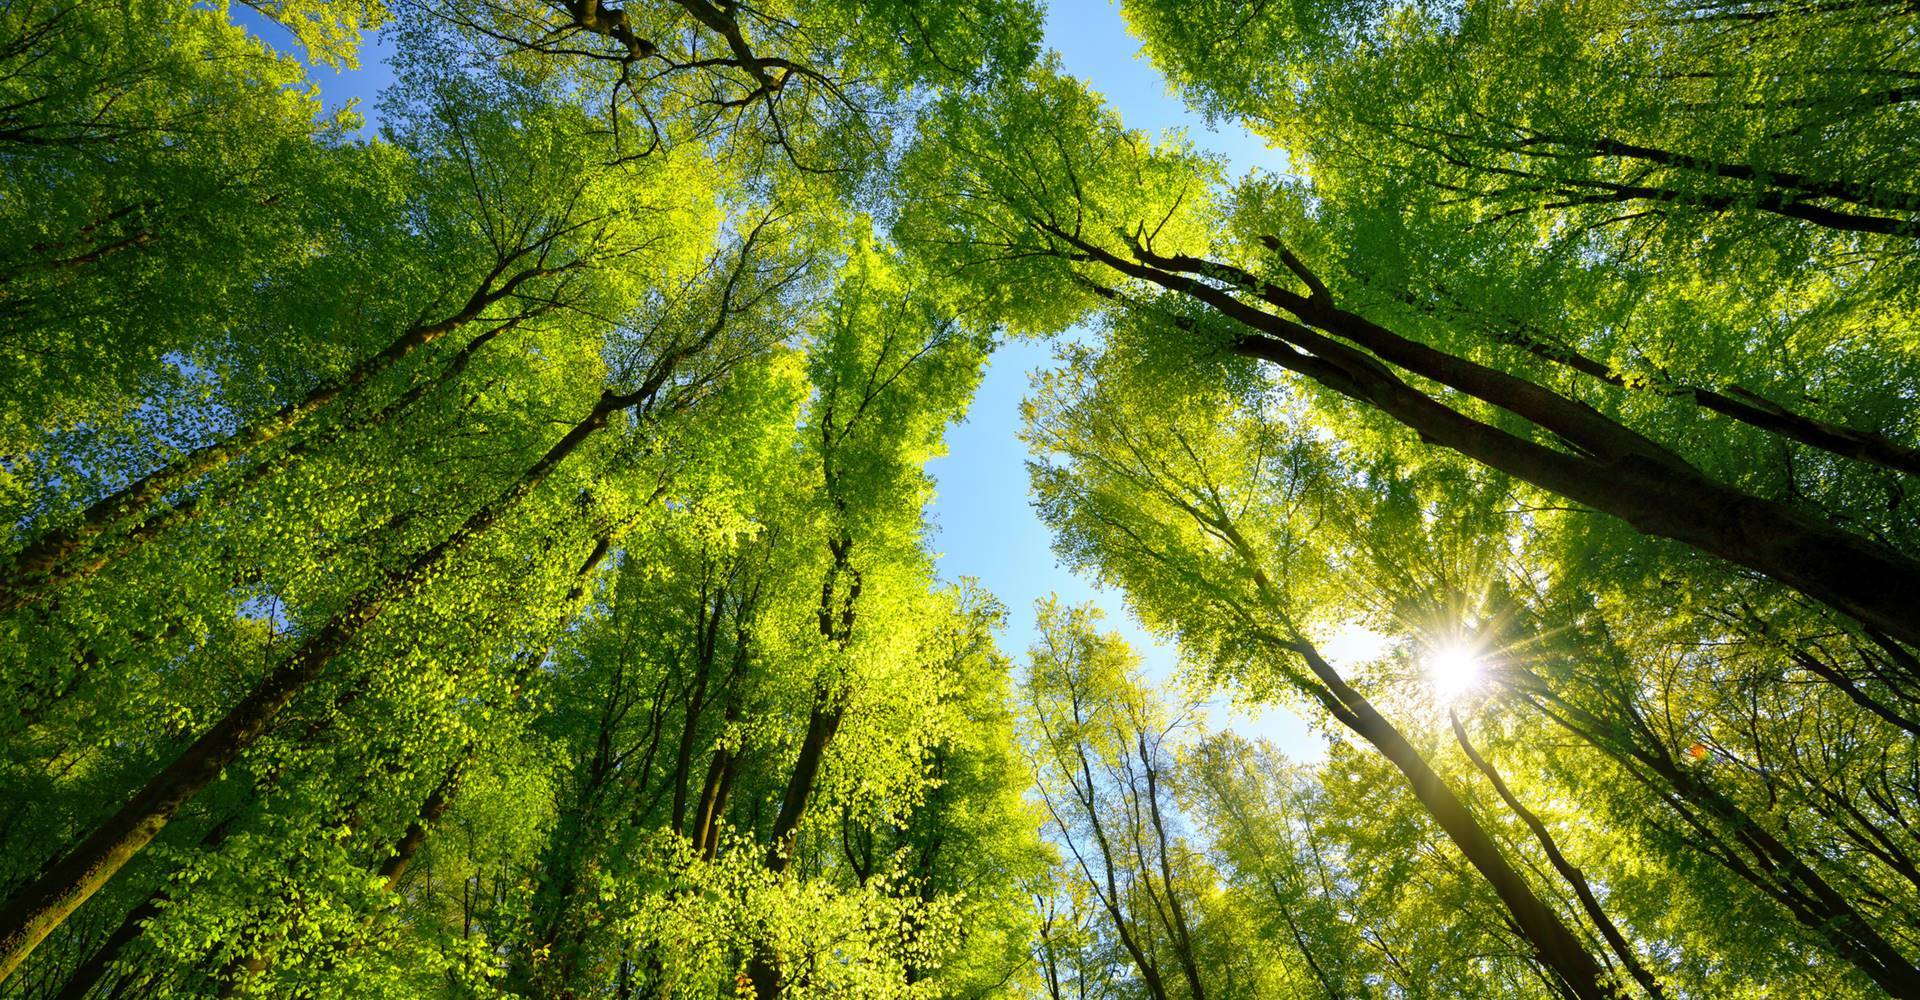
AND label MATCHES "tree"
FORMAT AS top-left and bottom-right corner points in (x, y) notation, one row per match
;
(1019, 601), (1222, 1000)
(0, 1), (1045, 991)
(1016, 328), (1919, 996)
(1018, 348), (1628, 997)
(897, 58), (1920, 648)
(7, 0), (1920, 996)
